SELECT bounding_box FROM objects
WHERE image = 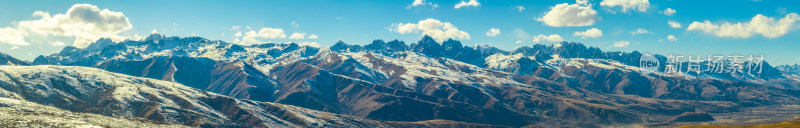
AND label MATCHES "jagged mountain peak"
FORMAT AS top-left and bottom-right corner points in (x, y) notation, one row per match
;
(411, 36), (446, 56)
(330, 40), (361, 52)
(335, 40), (346, 45)
(144, 33), (165, 41)
(475, 44), (508, 55)
(364, 39), (387, 50)
(420, 35), (436, 42)
(385, 39), (409, 52)
(0, 52), (29, 66)
(441, 39), (463, 51)
(85, 38), (116, 51)
(369, 39), (386, 45)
